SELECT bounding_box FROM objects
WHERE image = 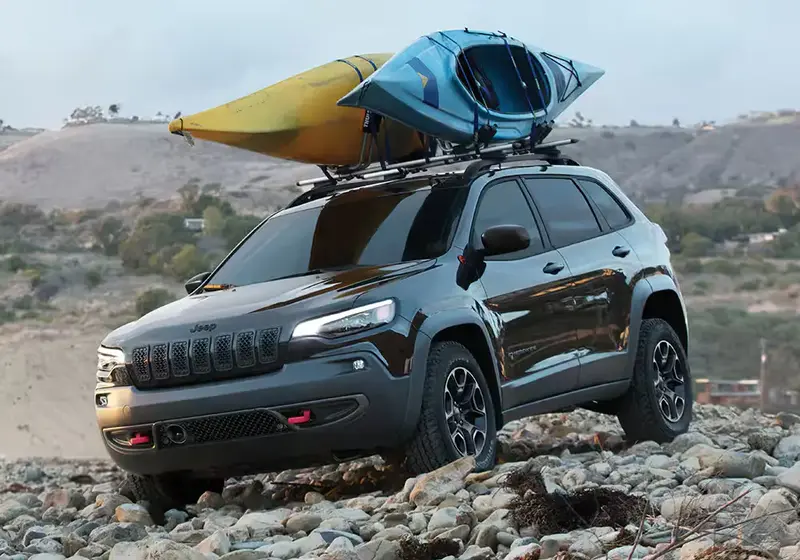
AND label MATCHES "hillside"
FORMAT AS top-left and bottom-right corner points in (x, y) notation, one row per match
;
(1, 119), (800, 210)
(0, 124), (319, 210)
